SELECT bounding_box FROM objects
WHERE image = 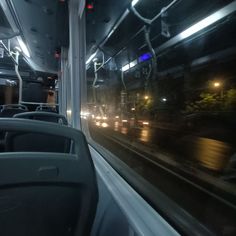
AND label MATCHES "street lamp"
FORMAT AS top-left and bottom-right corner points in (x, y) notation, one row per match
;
(212, 81), (223, 98)
(213, 82), (221, 88)
(144, 95), (149, 100)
